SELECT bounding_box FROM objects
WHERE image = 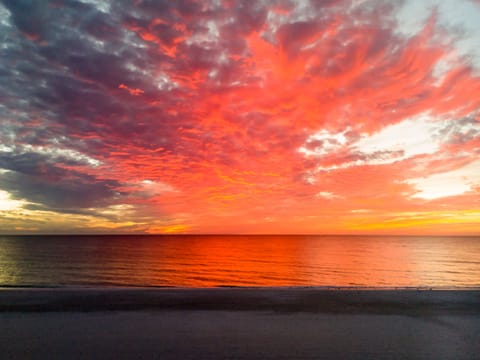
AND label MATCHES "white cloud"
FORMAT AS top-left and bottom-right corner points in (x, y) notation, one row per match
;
(0, 3), (11, 29)
(350, 209), (373, 213)
(299, 114), (479, 173)
(298, 128), (349, 157)
(141, 180), (176, 195)
(354, 115), (441, 159)
(79, 0), (111, 13)
(316, 191), (343, 199)
(22, 144), (101, 167)
(406, 160), (480, 199)
(96, 204), (136, 218)
(0, 190), (25, 211)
